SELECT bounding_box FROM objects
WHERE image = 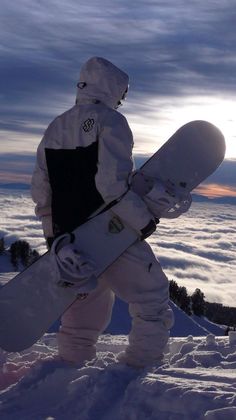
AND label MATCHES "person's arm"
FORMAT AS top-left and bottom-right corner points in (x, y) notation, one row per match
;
(31, 135), (53, 240)
(95, 110), (156, 238)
